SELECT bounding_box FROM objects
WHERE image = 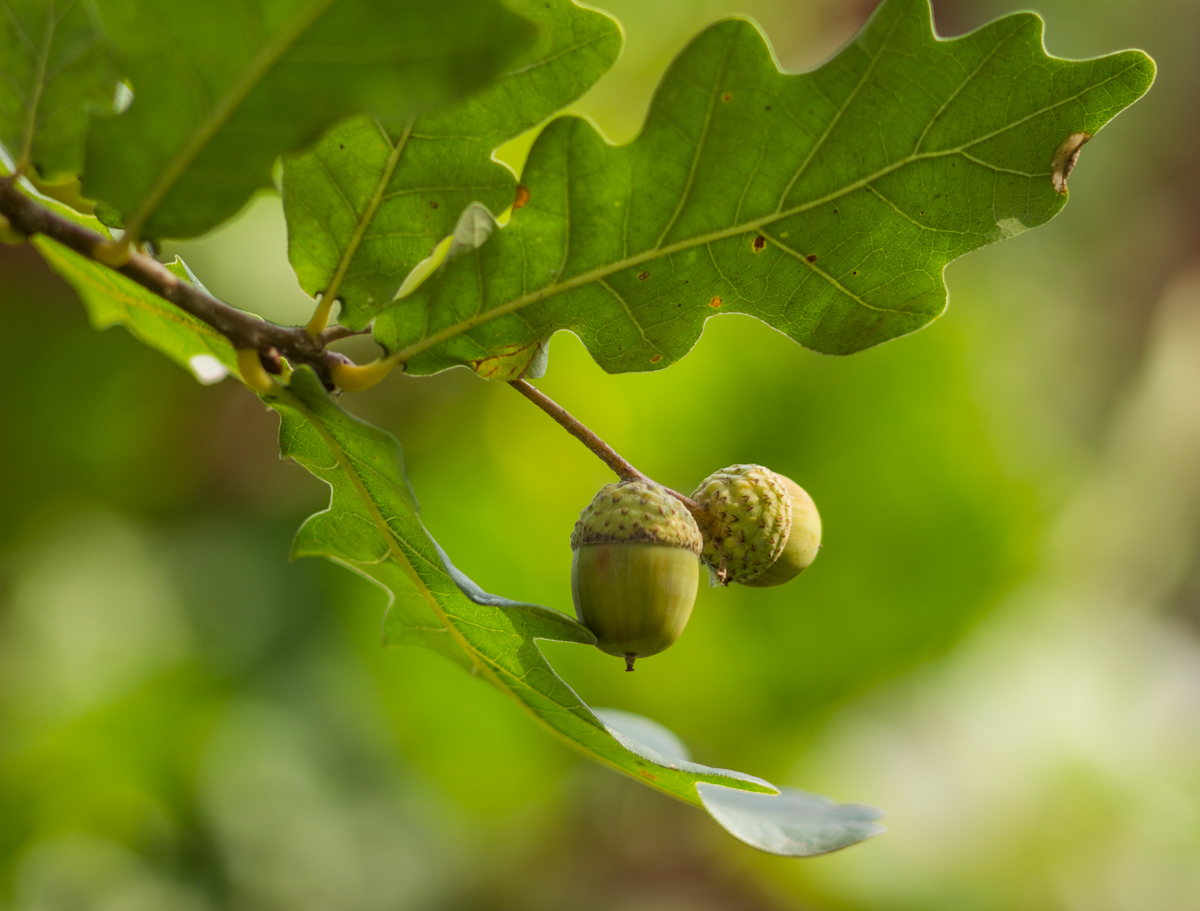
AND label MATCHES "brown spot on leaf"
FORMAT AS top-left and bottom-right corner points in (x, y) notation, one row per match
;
(650, 354), (662, 363)
(709, 296), (722, 308)
(513, 185), (531, 209)
(638, 768), (658, 781)
(429, 200), (439, 209)
(469, 339), (545, 381)
(637, 271), (649, 281)
(752, 234), (767, 252)
(805, 254), (817, 263)
(722, 92), (732, 102)
(1051, 131), (1090, 195)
